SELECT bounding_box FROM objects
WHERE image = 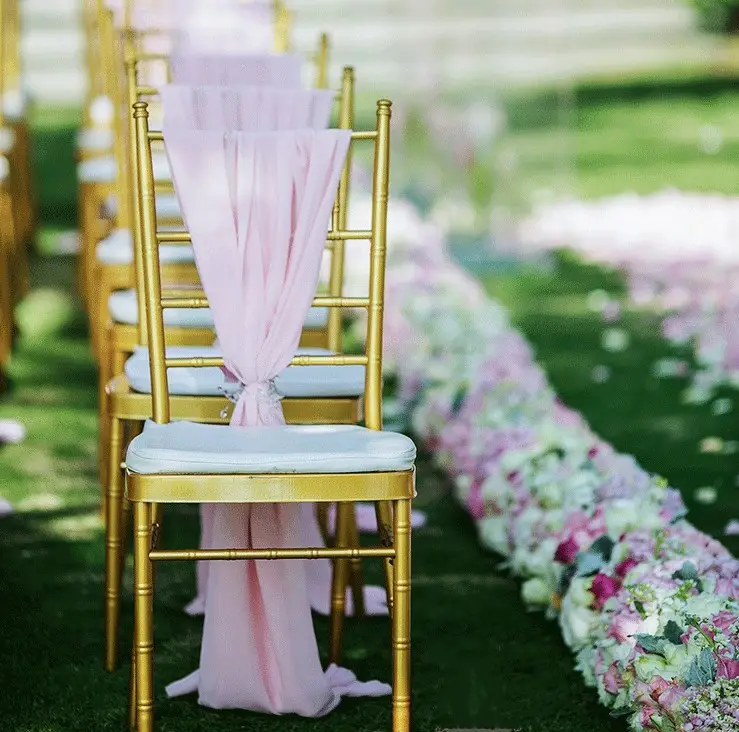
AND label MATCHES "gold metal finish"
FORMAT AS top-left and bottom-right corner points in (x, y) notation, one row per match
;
(149, 546), (395, 562)
(127, 469), (414, 504)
